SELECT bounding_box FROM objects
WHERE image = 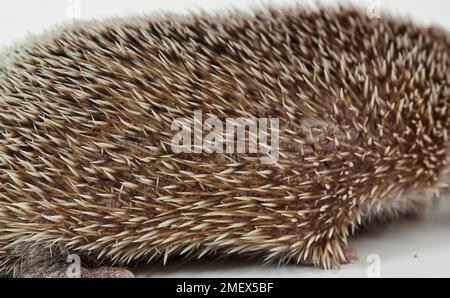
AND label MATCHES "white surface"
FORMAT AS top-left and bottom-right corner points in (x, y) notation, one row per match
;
(1, 0), (449, 278)
(1, 0), (450, 47)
